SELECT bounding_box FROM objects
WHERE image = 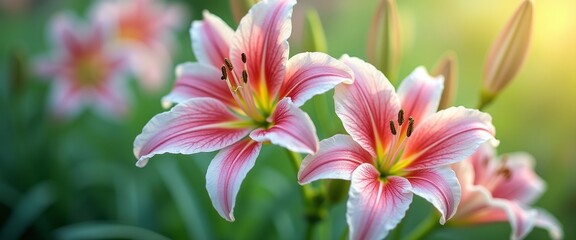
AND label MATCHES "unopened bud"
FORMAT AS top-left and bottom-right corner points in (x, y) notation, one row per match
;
(433, 52), (458, 110)
(367, 0), (401, 82)
(482, 0), (533, 109)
